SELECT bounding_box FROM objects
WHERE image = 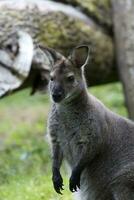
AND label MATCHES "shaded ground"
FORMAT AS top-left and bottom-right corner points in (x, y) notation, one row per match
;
(0, 83), (127, 200)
